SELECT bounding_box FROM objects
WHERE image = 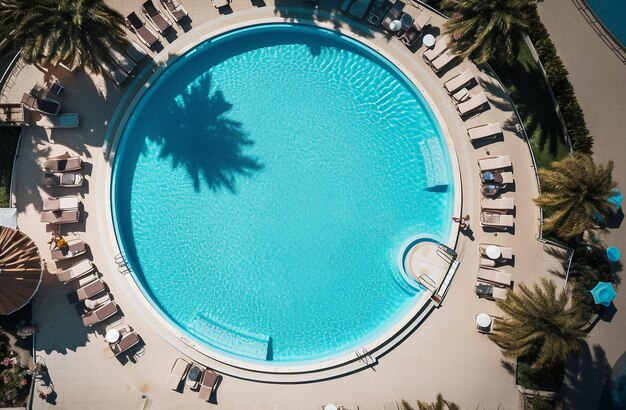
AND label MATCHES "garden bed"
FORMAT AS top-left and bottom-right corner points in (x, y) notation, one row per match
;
(0, 127), (20, 208)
